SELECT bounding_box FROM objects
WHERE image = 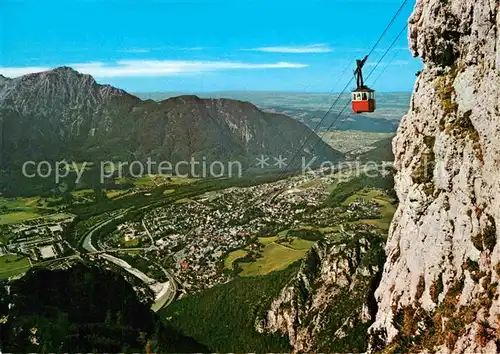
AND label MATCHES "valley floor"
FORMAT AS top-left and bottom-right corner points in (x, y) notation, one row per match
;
(1, 161), (397, 352)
